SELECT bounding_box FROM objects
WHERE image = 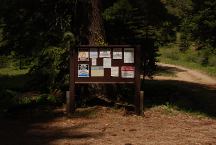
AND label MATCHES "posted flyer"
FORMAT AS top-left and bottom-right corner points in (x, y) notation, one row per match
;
(78, 64), (89, 77)
(111, 67), (119, 77)
(78, 48), (89, 61)
(121, 66), (135, 78)
(99, 48), (111, 58)
(113, 48), (122, 59)
(91, 66), (104, 77)
(124, 48), (134, 63)
(103, 58), (112, 68)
